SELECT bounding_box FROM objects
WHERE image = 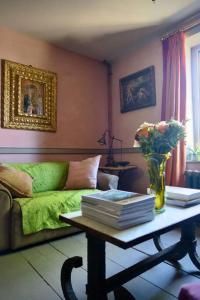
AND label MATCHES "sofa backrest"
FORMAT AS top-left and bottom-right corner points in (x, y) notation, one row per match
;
(6, 162), (69, 193)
